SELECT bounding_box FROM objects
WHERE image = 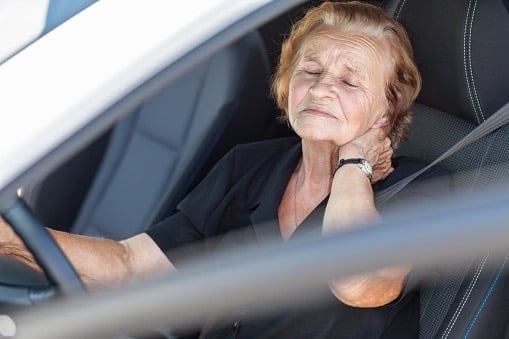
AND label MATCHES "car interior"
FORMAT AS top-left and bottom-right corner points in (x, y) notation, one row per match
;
(4, 0), (509, 337)
(386, 0), (509, 337)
